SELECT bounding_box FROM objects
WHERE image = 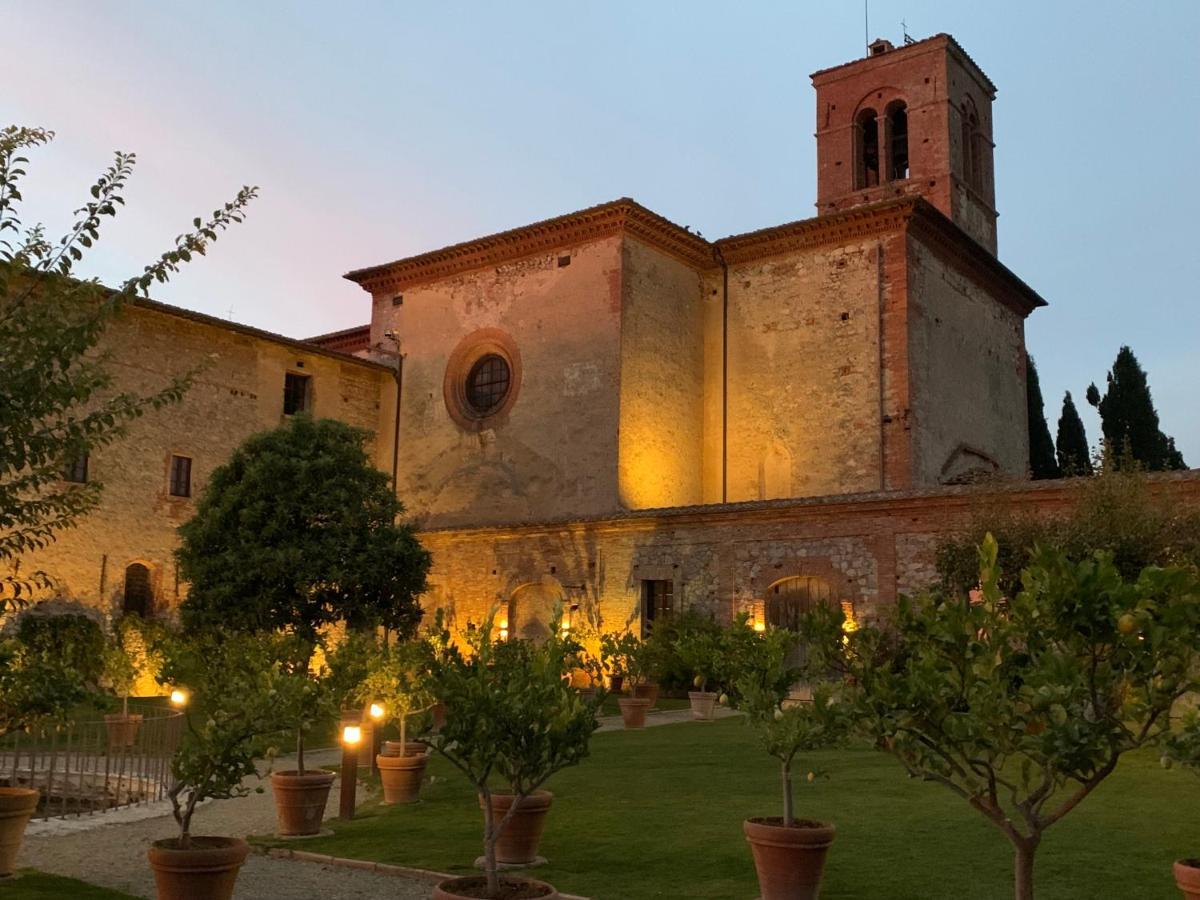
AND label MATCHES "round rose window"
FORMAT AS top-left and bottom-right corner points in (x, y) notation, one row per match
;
(465, 354), (511, 416)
